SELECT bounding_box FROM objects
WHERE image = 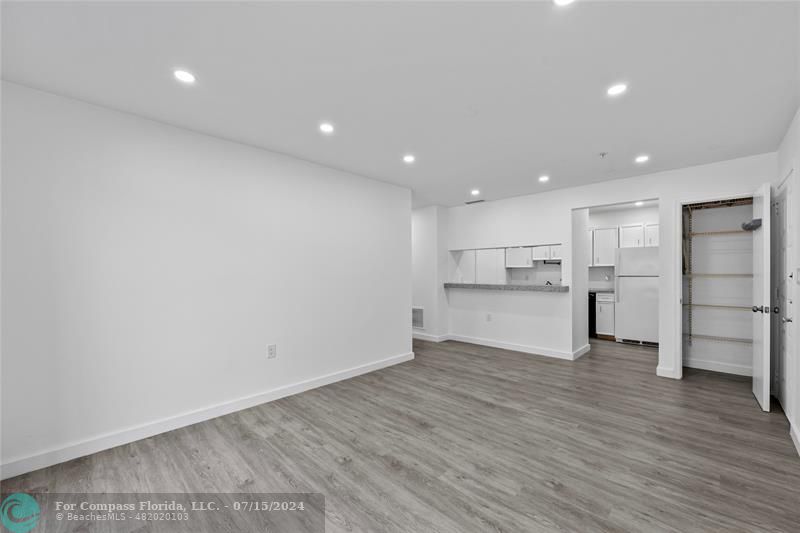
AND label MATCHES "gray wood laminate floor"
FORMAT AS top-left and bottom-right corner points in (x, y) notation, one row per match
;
(4, 339), (800, 532)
